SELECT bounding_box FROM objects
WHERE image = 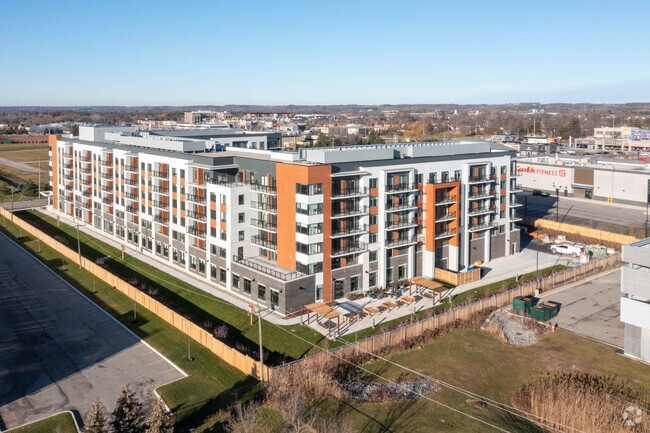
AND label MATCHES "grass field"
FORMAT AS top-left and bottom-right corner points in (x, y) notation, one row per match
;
(0, 213), (256, 429)
(6, 412), (78, 433)
(0, 142), (49, 152)
(0, 149), (50, 162)
(0, 165), (41, 185)
(17, 210), (332, 362)
(322, 330), (650, 433)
